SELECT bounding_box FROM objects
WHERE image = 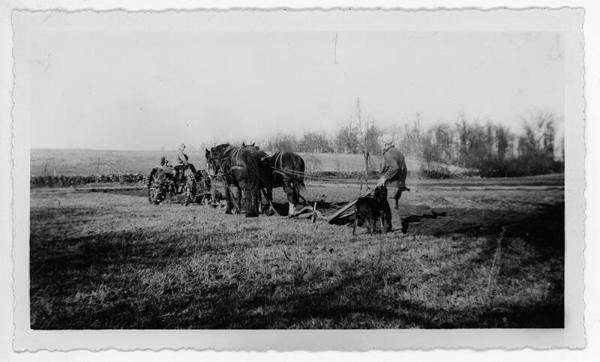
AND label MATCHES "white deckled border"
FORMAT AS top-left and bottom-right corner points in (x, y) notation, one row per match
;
(7, 4), (585, 352)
